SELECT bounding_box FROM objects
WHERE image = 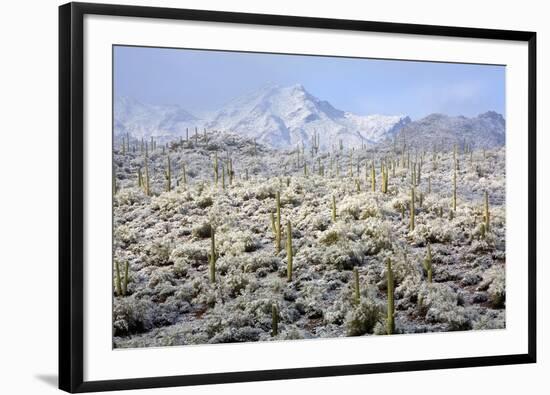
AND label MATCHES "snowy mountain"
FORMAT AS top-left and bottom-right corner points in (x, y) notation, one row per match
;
(114, 85), (505, 151)
(205, 84), (411, 150)
(394, 111), (505, 150)
(114, 96), (201, 141)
